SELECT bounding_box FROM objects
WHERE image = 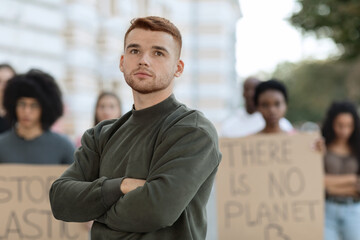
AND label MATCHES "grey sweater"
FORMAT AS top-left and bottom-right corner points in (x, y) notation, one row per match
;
(50, 95), (221, 240)
(0, 129), (74, 164)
